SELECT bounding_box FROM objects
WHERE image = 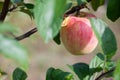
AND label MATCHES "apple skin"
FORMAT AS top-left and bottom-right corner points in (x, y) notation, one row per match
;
(60, 15), (98, 55)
